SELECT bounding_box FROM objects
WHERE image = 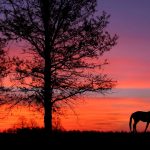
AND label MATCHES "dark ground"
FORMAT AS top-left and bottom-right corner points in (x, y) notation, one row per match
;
(0, 128), (150, 149)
